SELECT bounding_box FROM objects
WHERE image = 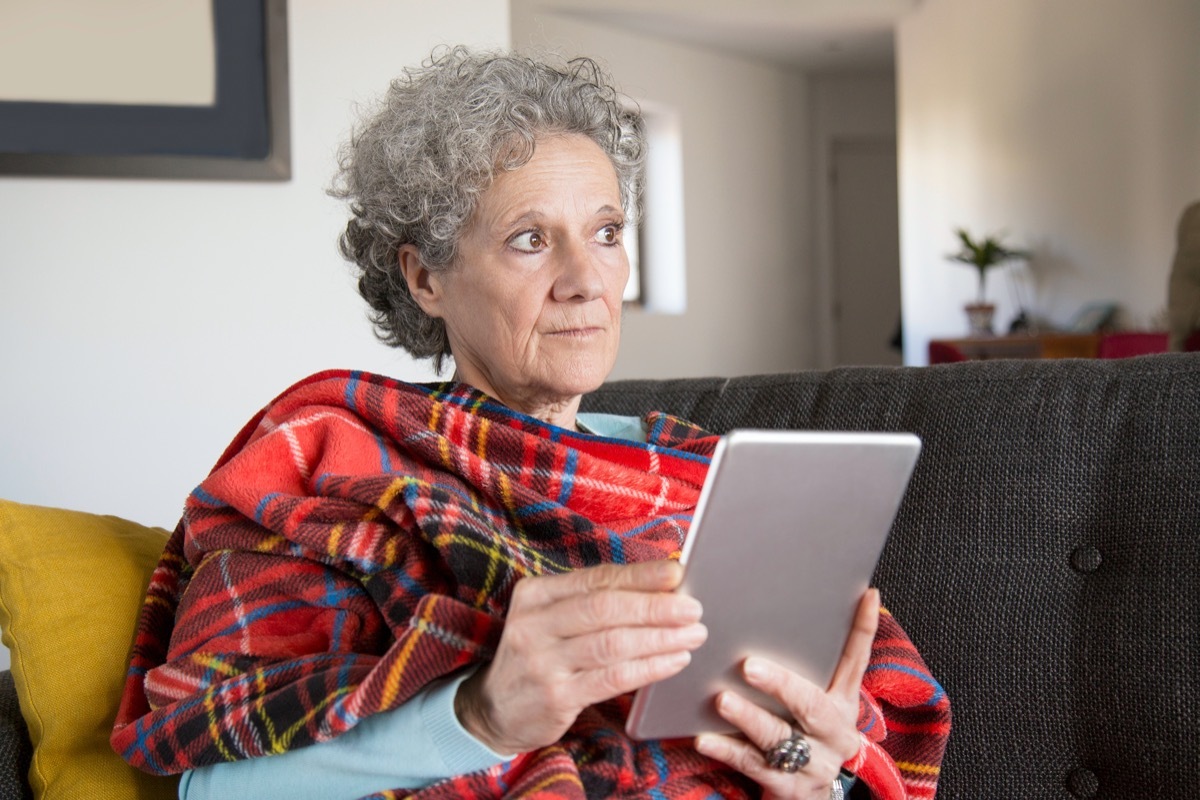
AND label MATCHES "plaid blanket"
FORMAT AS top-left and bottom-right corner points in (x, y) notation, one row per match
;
(111, 370), (950, 799)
